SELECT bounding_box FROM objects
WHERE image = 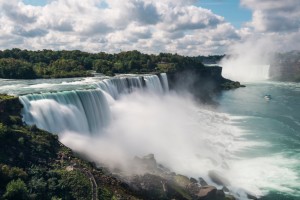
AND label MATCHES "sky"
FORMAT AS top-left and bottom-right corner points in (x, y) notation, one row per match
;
(0, 0), (299, 55)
